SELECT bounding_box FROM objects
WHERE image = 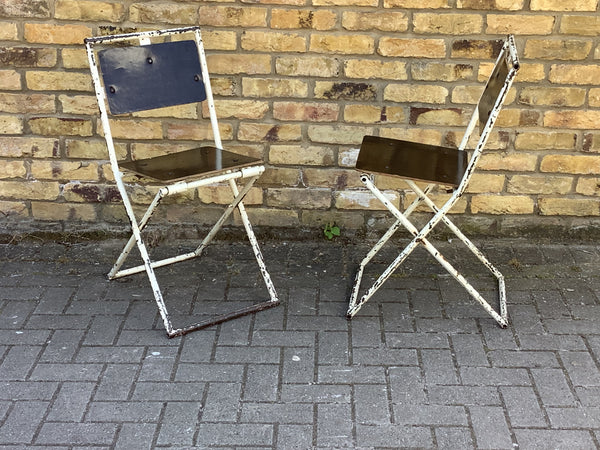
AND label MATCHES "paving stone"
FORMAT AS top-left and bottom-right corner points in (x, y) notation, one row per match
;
(514, 429), (597, 450)
(86, 400), (163, 422)
(435, 427), (474, 449)
(194, 423), (273, 447)
(46, 382), (95, 422)
(114, 423), (157, 450)
(500, 386), (547, 427)
(36, 423), (118, 446)
(469, 406), (514, 449)
(354, 384), (391, 425)
(316, 403), (353, 447)
(276, 424), (314, 449)
(240, 402), (314, 424)
(355, 424), (432, 447)
(0, 346), (43, 380)
(531, 368), (578, 407)
(0, 401), (49, 444)
(201, 382), (241, 422)
(559, 351), (600, 386)
(243, 364), (279, 402)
